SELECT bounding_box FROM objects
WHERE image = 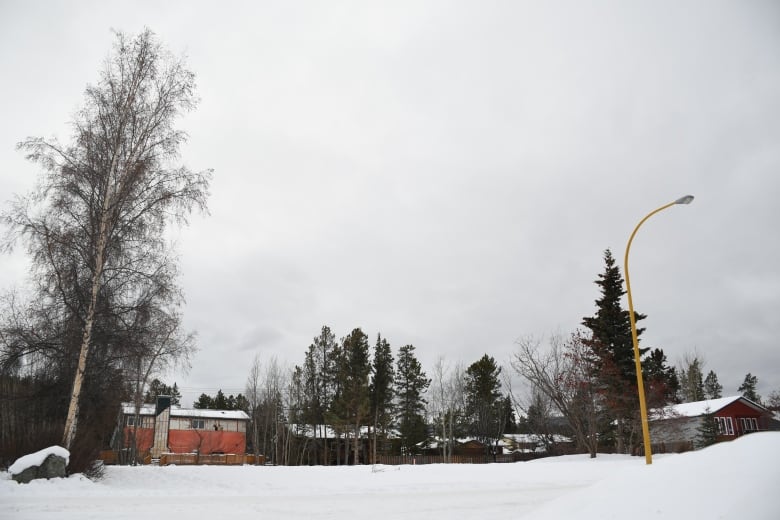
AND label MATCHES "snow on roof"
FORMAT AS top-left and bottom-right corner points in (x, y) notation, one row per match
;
(654, 395), (764, 419)
(8, 446), (70, 476)
(501, 433), (572, 444)
(285, 424), (399, 439)
(121, 403), (249, 421)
